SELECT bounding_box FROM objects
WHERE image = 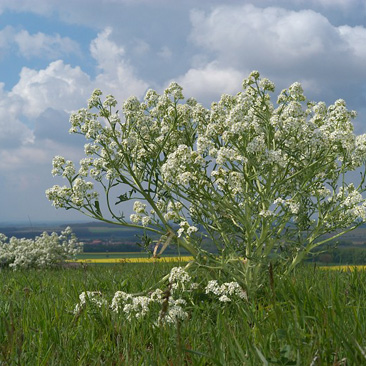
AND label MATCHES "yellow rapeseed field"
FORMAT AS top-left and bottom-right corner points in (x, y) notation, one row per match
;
(73, 256), (194, 264)
(319, 265), (366, 271)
